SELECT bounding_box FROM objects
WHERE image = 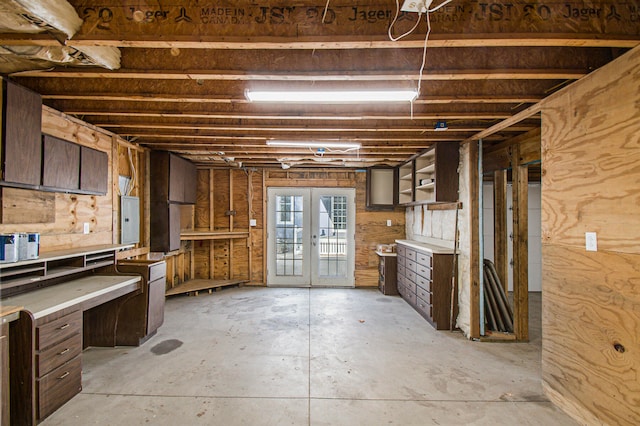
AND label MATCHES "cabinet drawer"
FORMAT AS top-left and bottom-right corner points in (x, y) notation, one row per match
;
(405, 259), (417, 273)
(405, 280), (417, 295)
(416, 264), (431, 280)
(37, 355), (82, 420)
(417, 252), (432, 266)
(417, 275), (431, 292)
(36, 310), (82, 350)
(148, 262), (167, 282)
(397, 265), (406, 278)
(402, 290), (416, 306)
(397, 245), (406, 257)
(406, 249), (416, 261)
(36, 332), (82, 377)
(416, 286), (431, 304)
(405, 269), (416, 284)
(416, 297), (432, 318)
